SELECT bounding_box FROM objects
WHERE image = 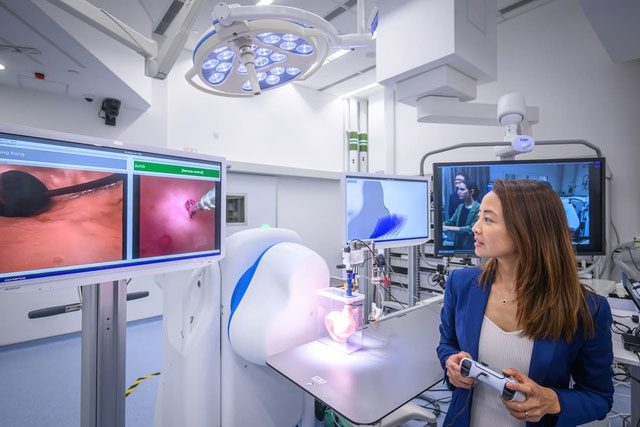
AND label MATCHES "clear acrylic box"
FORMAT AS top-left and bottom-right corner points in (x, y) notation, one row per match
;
(316, 287), (365, 353)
